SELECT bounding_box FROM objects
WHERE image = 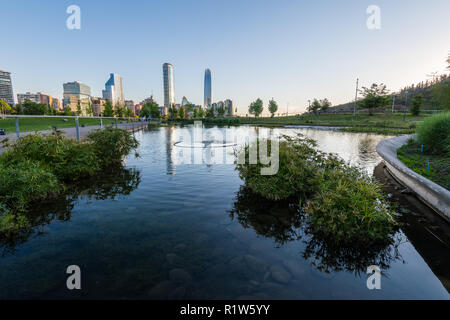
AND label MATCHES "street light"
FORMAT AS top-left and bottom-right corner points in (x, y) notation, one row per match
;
(392, 94), (396, 114)
(403, 91), (408, 121)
